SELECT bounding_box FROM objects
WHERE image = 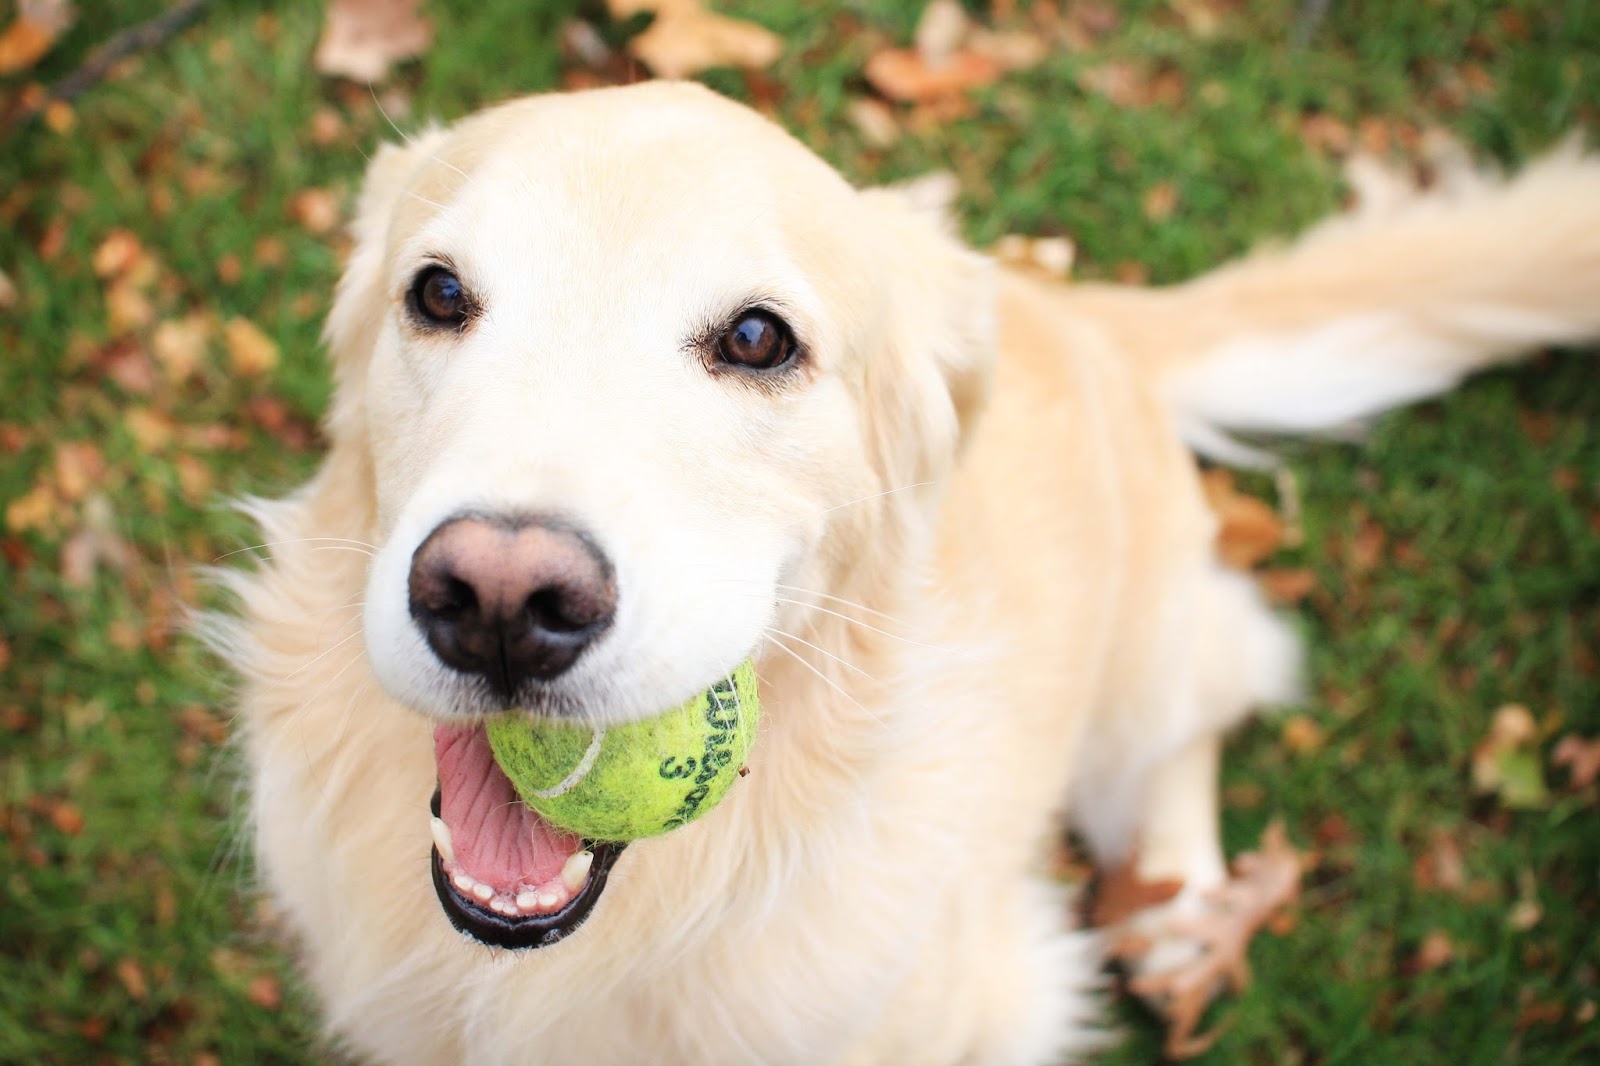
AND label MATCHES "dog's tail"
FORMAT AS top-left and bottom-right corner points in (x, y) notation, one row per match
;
(1066, 138), (1600, 462)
